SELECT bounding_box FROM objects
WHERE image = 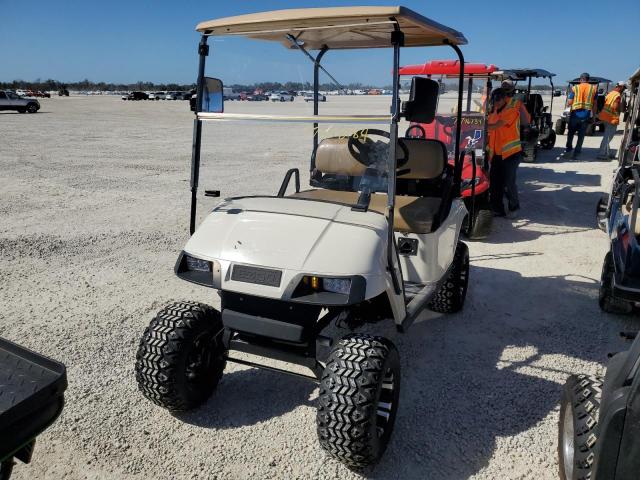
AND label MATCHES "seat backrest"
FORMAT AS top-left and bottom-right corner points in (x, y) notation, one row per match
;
(314, 137), (367, 176)
(398, 138), (447, 180)
(527, 94), (543, 116)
